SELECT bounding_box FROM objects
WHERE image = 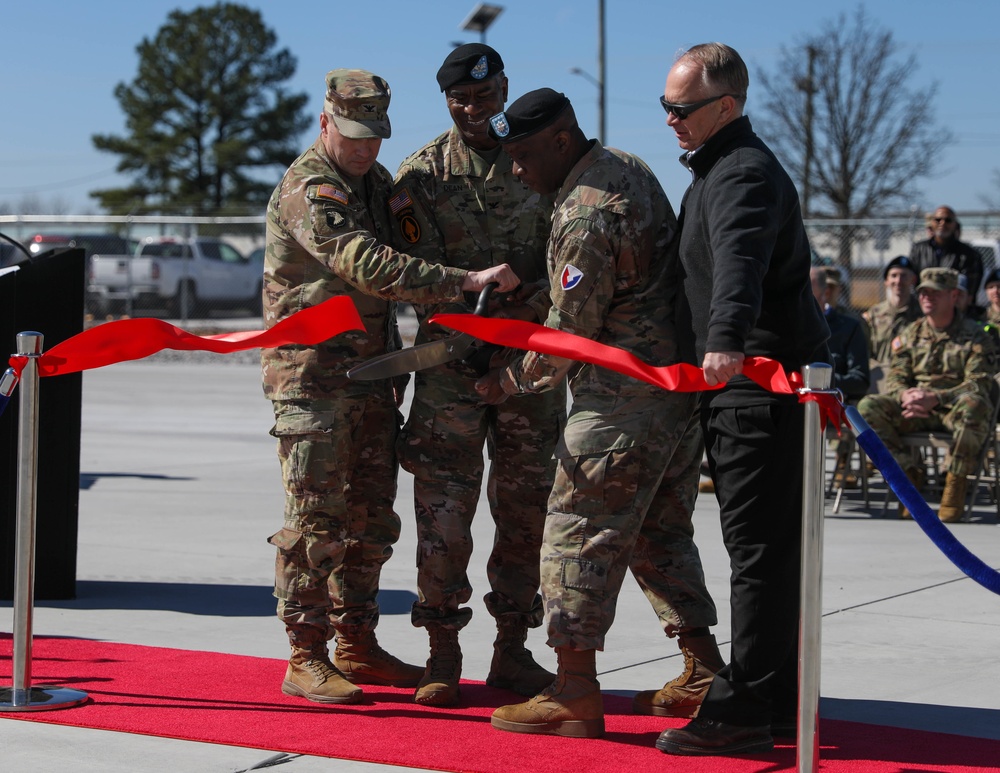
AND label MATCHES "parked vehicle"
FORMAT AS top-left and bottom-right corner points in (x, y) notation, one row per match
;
(28, 232), (136, 259)
(87, 236), (261, 318)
